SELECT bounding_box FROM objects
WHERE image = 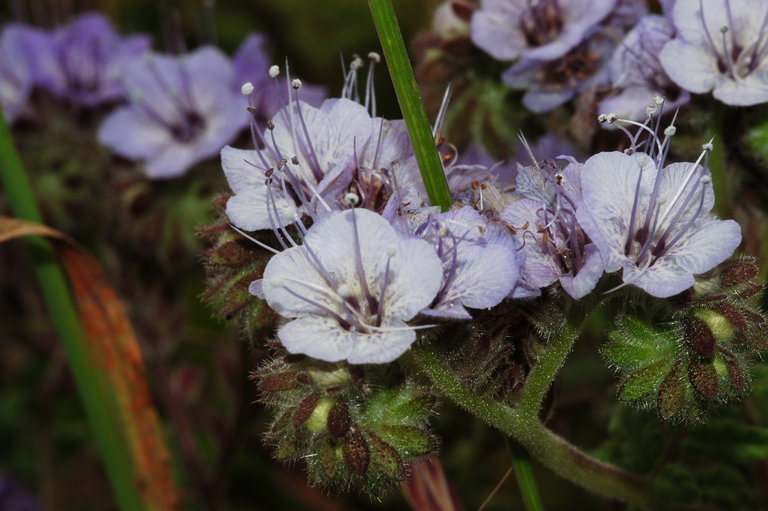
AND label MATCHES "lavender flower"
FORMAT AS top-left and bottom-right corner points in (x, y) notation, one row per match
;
(412, 206), (521, 319)
(577, 113), (742, 297)
(471, 0), (617, 62)
(232, 33), (325, 119)
(501, 149), (605, 299)
(258, 208), (443, 364)
(98, 47), (247, 179)
(0, 25), (44, 122)
(37, 13), (150, 106)
(502, 34), (615, 113)
(659, 0), (768, 106)
(600, 15), (690, 121)
(225, 58), (417, 232)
